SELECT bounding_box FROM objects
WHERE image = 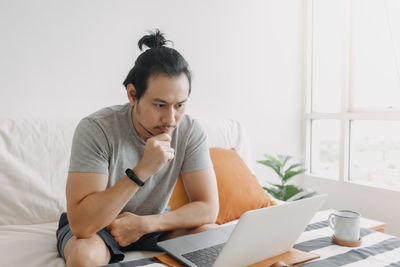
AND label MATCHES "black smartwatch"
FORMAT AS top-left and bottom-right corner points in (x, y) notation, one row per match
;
(125, 168), (145, 187)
